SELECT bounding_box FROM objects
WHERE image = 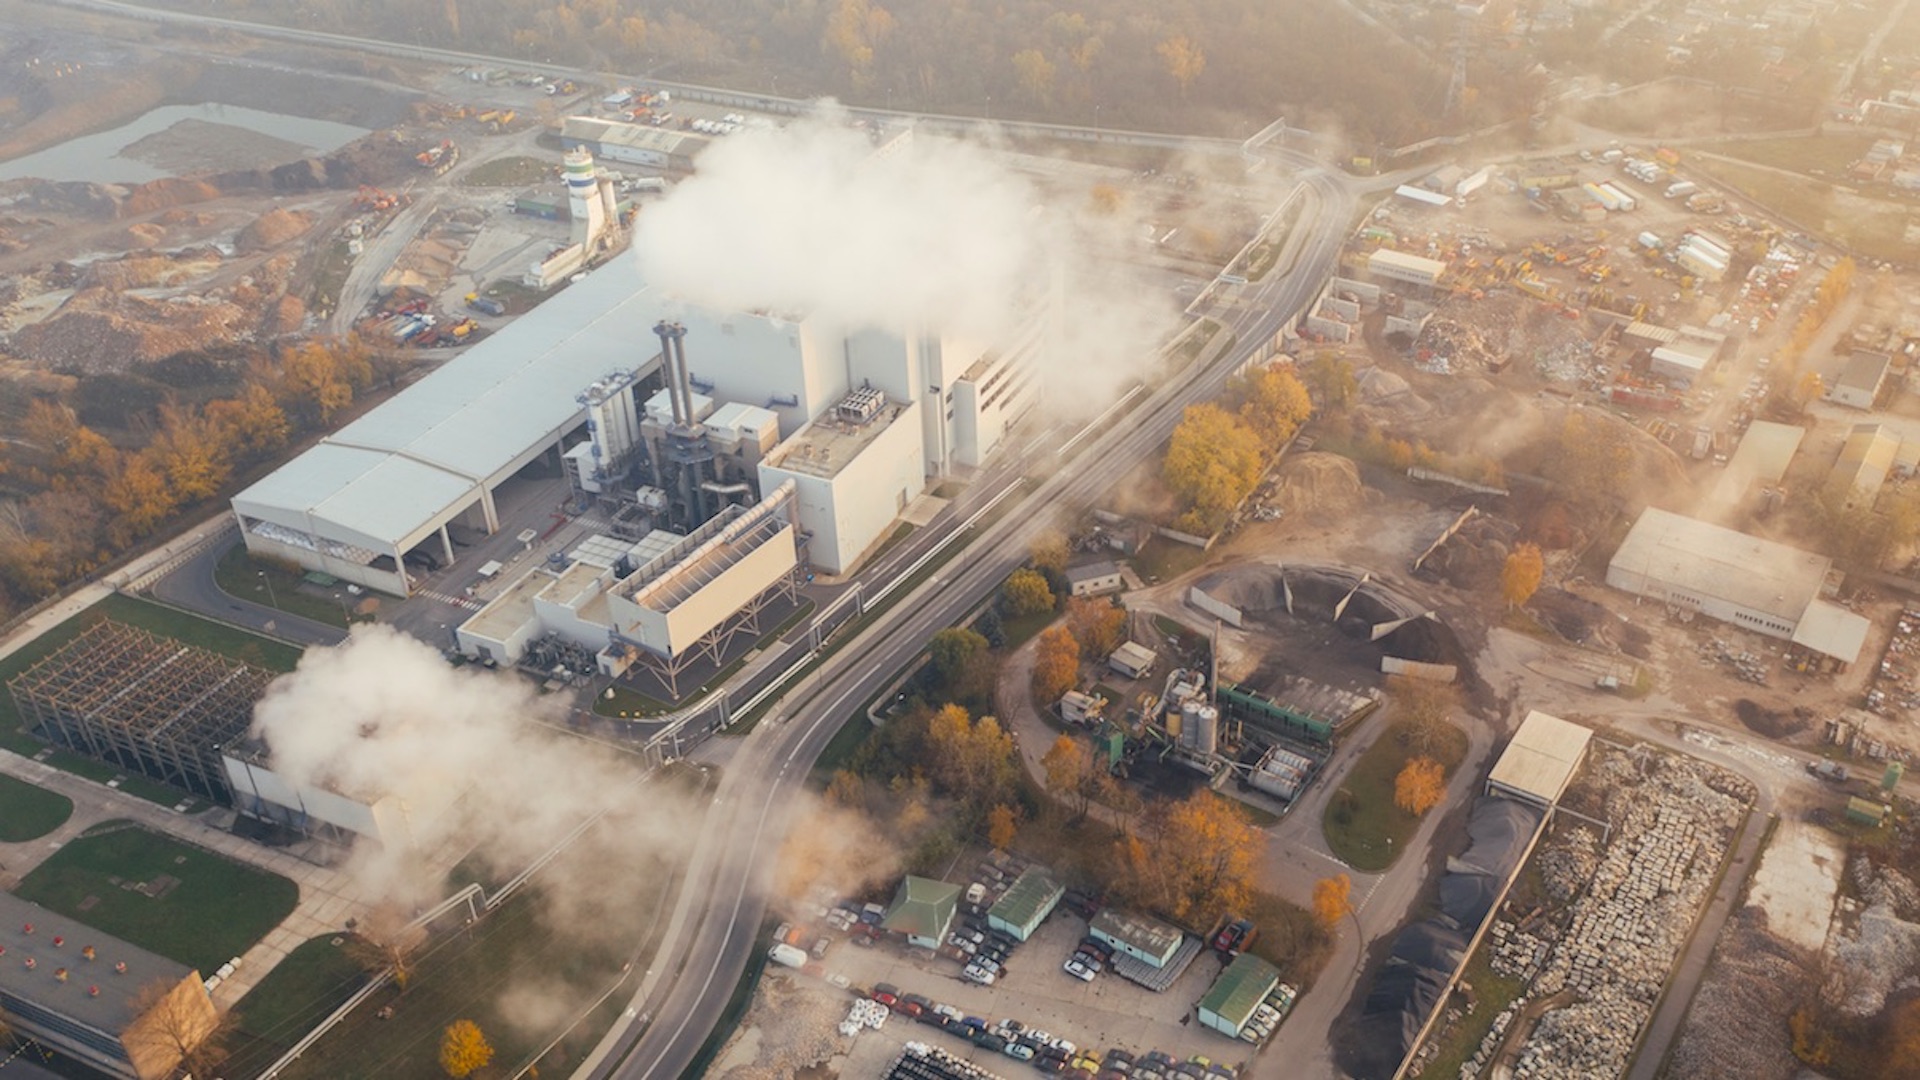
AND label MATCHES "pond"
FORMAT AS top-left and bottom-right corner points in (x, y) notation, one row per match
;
(0, 103), (371, 184)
